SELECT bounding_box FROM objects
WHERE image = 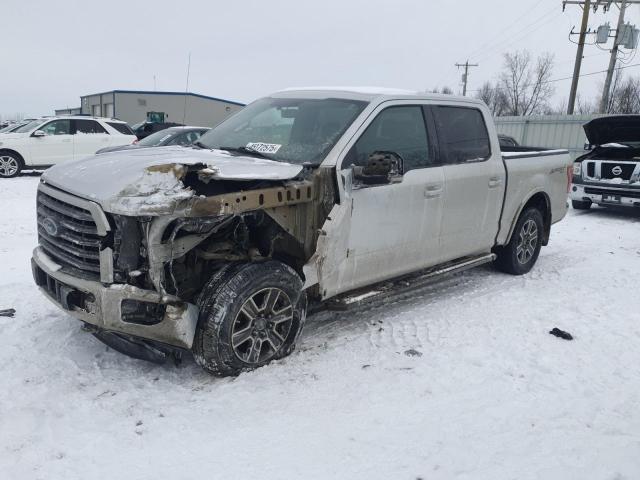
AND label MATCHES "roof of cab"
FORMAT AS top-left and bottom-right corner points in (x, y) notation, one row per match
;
(273, 86), (484, 105)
